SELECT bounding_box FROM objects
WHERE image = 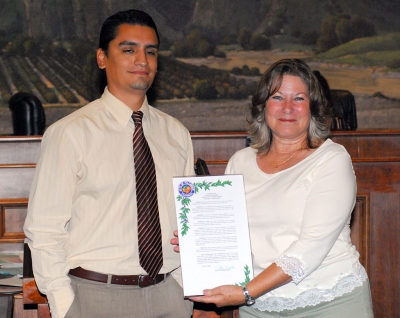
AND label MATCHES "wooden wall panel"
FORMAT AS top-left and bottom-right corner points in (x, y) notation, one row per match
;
(191, 132), (248, 163)
(0, 137), (40, 244)
(0, 199), (28, 242)
(193, 131), (400, 318)
(333, 130), (400, 160)
(13, 295), (39, 318)
(0, 167), (35, 198)
(351, 194), (370, 273)
(0, 137), (41, 165)
(1, 131), (399, 318)
(368, 191), (400, 318)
